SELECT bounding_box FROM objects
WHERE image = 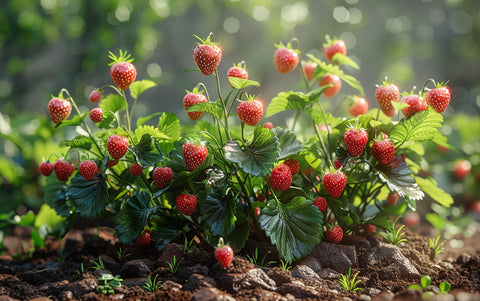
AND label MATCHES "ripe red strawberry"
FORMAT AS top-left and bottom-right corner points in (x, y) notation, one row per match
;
(313, 196), (327, 212)
(425, 86), (451, 113)
(39, 161), (54, 176)
(269, 164), (292, 191)
(107, 160), (119, 167)
(136, 232), (151, 247)
(404, 212), (420, 227)
(182, 141), (208, 171)
(382, 106), (397, 118)
(372, 139), (395, 165)
(215, 238), (234, 267)
(237, 99), (264, 126)
(89, 90), (101, 103)
(48, 97), (72, 124)
(227, 62), (249, 87)
(387, 191), (399, 206)
(319, 74), (342, 98)
(183, 88), (208, 121)
(130, 163), (143, 176)
(326, 225), (343, 243)
(193, 35), (223, 76)
(108, 50), (137, 90)
(303, 62), (317, 81)
(78, 160), (97, 181)
(283, 158), (300, 175)
(324, 39), (347, 62)
(400, 95), (428, 118)
(254, 207), (261, 216)
(263, 122), (274, 130)
(388, 154), (405, 169)
(323, 171), (347, 198)
(453, 159), (471, 180)
(176, 193), (197, 216)
(364, 224), (376, 235)
(344, 128), (368, 157)
(153, 166), (174, 189)
(89, 108), (103, 123)
(273, 45), (299, 74)
(334, 159), (343, 170)
(54, 159), (75, 181)
(348, 97), (369, 117)
(257, 195), (266, 202)
(375, 83), (400, 111)
(107, 135), (129, 160)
